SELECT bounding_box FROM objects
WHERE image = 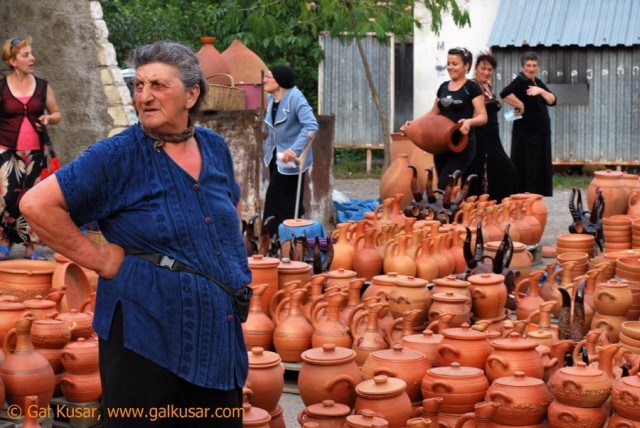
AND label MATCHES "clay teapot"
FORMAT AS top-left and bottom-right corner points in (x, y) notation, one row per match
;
(401, 114), (469, 155)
